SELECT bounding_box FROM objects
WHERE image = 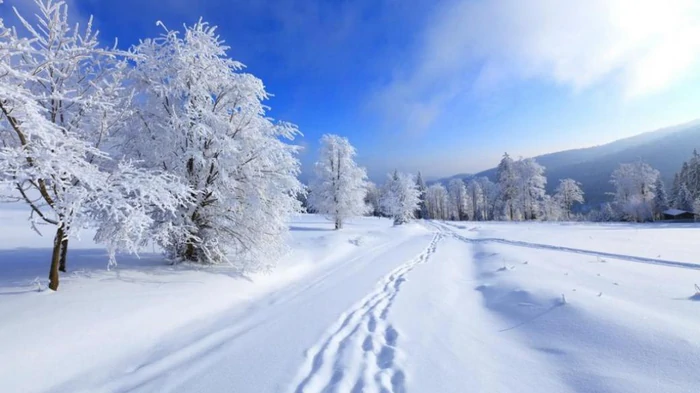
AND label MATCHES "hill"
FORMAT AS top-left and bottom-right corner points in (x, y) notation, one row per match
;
(440, 120), (700, 207)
